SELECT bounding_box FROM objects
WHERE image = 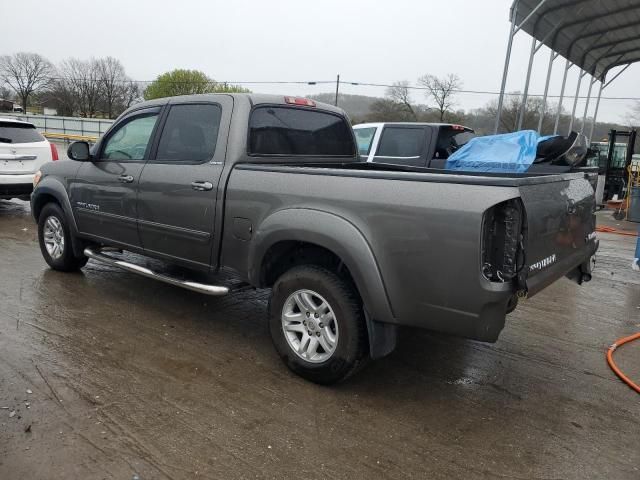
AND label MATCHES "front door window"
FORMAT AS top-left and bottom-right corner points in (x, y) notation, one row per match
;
(102, 113), (159, 160)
